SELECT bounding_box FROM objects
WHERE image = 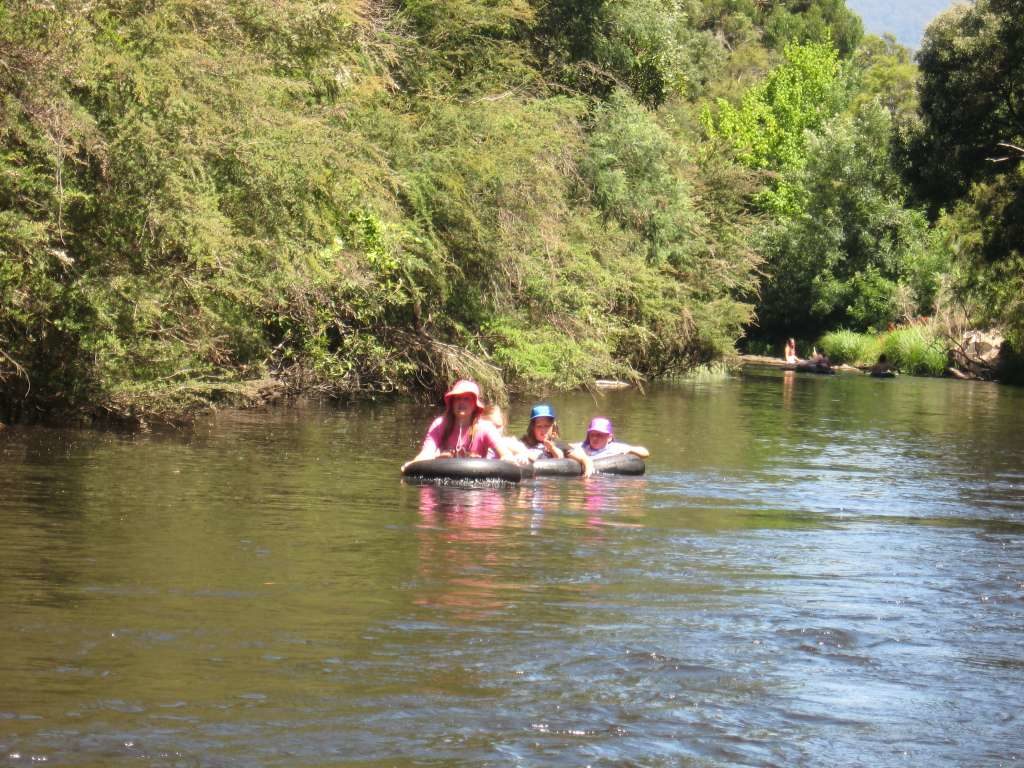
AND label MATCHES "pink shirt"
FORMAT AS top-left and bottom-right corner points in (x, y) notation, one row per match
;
(420, 416), (504, 458)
